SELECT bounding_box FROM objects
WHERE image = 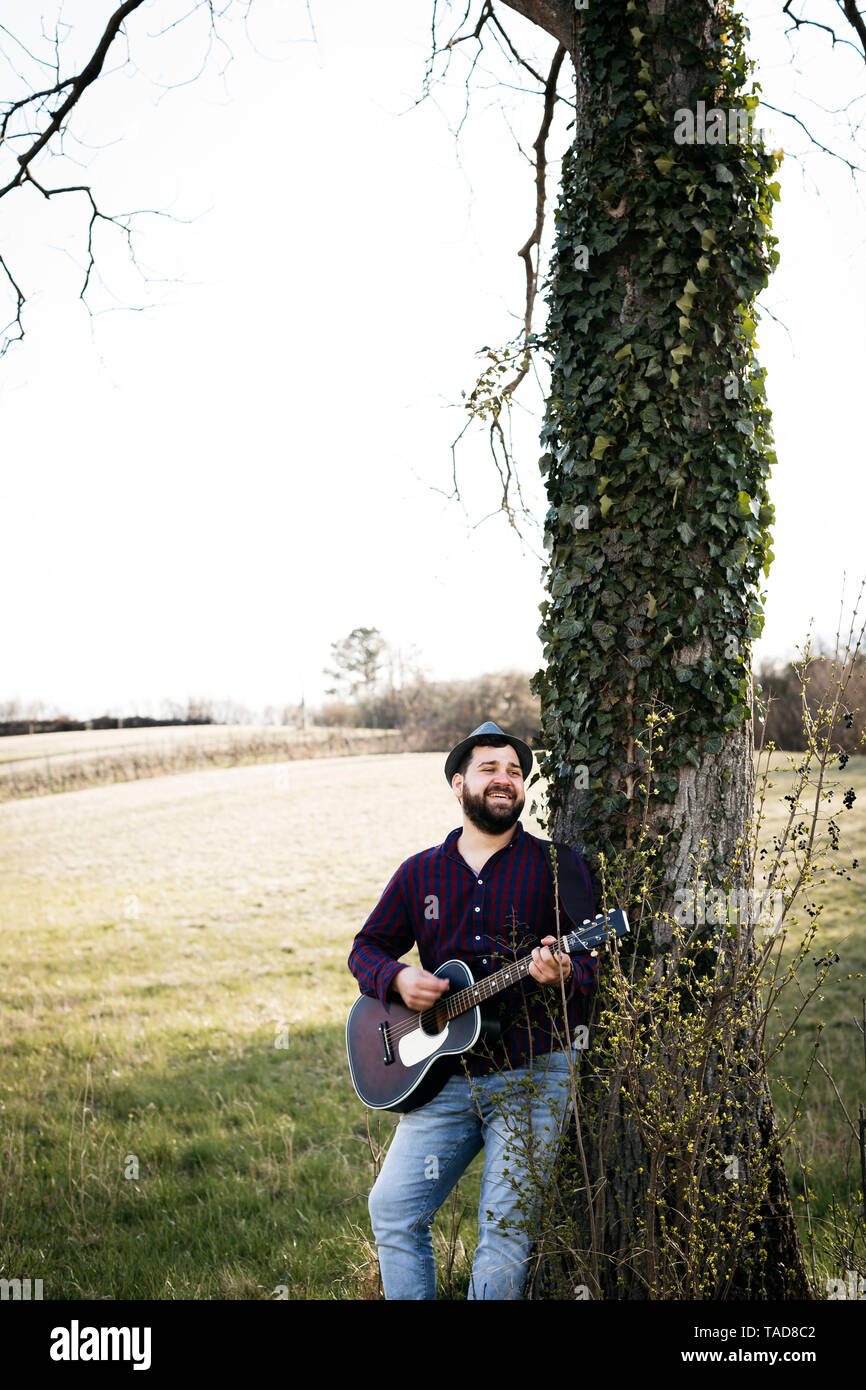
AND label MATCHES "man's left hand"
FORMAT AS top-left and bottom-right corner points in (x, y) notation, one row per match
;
(529, 936), (572, 986)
